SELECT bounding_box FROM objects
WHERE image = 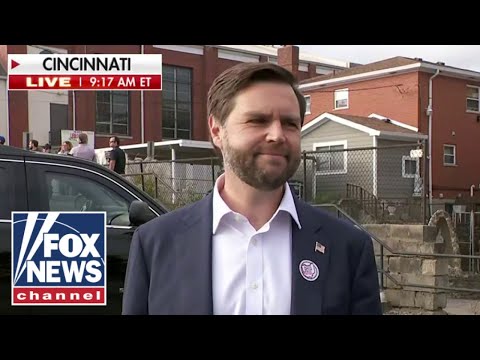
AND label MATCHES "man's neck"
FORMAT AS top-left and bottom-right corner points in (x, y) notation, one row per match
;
(219, 172), (284, 230)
